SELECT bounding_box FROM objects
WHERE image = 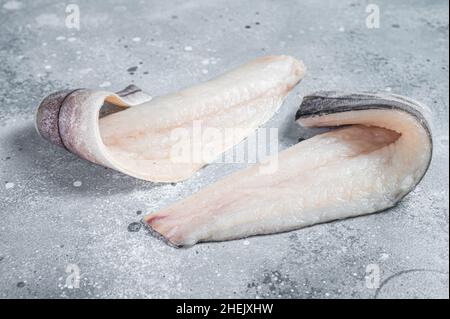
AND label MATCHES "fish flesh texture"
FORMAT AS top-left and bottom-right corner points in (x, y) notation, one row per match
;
(35, 55), (305, 182)
(144, 91), (433, 246)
